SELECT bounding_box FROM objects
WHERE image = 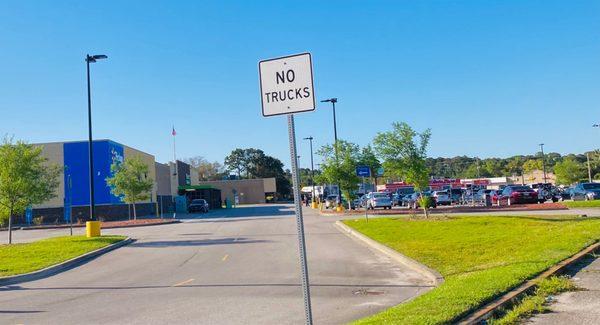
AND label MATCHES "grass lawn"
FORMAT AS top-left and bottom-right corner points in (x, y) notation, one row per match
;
(345, 215), (600, 324)
(563, 200), (600, 208)
(0, 235), (126, 277)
